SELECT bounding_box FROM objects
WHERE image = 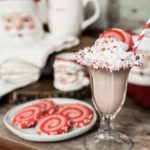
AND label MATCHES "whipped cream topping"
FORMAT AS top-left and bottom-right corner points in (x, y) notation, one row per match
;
(76, 37), (144, 72)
